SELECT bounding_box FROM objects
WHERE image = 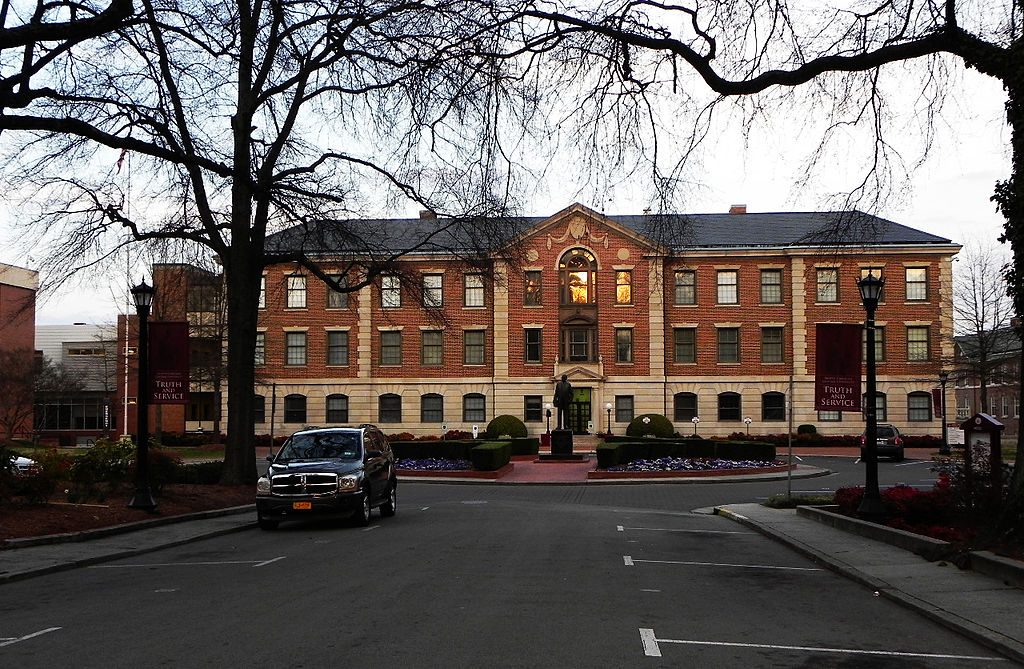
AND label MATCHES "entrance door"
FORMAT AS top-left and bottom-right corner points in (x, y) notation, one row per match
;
(567, 387), (592, 435)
